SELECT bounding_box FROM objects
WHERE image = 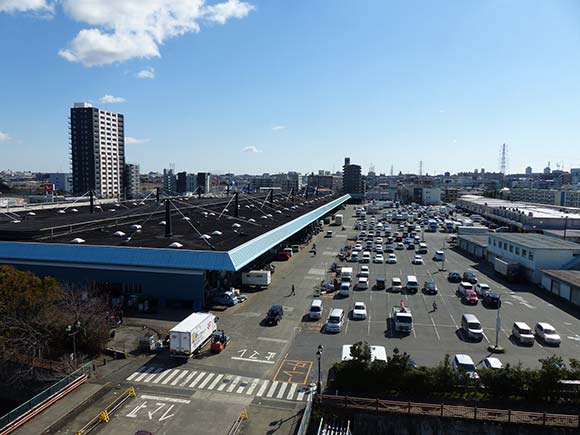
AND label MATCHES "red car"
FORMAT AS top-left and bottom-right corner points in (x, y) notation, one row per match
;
(463, 289), (478, 305)
(274, 251), (291, 261)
